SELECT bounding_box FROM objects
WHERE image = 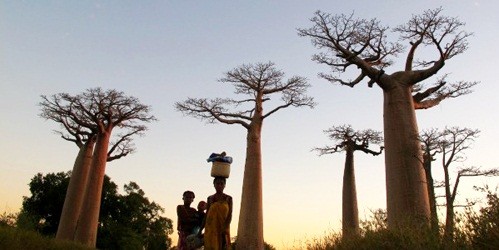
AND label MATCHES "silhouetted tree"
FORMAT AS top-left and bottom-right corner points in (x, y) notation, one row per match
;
(40, 95), (97, 240)
(314, 125), (383, 237)
(20, 172), (70, 235)
(40, 93), (142, 241)
(435, 127), (498, 242)
(40, 88), (156, 247)
(176, 62), (315, 248)
(299, 8), (477, 228)
(418, 128), (443, 233)
(99, 182), (174, 249)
